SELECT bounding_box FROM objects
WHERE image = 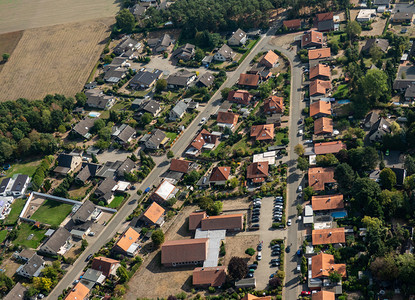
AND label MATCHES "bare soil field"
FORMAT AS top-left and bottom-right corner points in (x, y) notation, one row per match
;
(0, 18), (113, 101)
(0, 30), (23, 72)
(0, 0), (119, 34)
